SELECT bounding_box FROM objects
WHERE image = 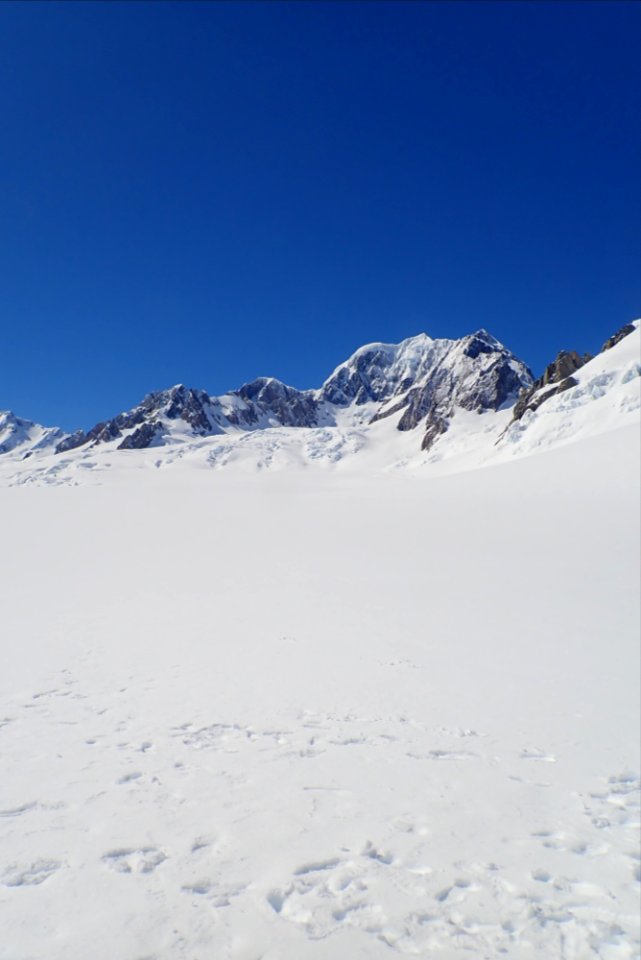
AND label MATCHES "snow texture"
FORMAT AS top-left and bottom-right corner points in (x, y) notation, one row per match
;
(0, 324), (639, 959)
